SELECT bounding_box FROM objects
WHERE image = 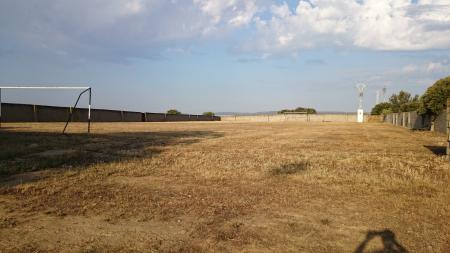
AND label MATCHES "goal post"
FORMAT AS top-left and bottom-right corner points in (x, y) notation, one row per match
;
(0, 86), (92, 133)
